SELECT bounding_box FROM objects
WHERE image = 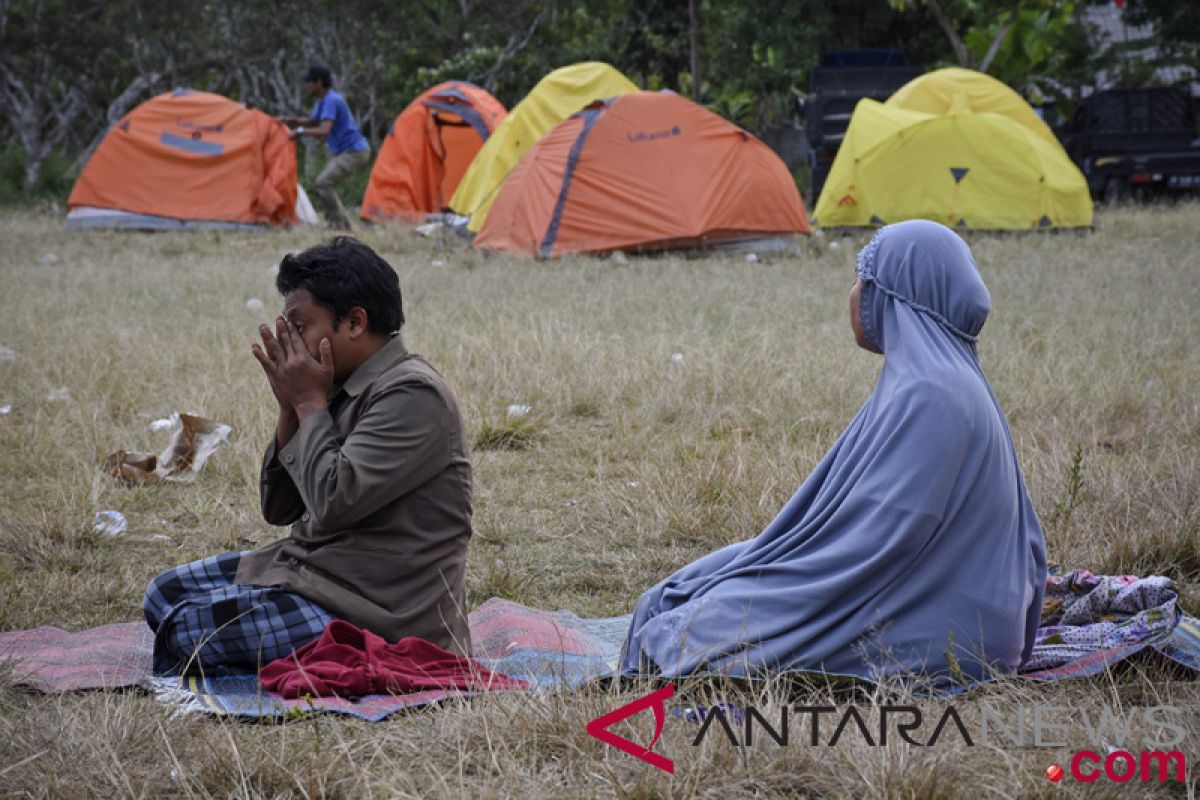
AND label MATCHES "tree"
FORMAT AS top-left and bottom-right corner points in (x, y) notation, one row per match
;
(962, 2), (1088, 92)
(702, 0), (831, 130)
(888, 0), (1075, 74)
(1, 0), (104, 191)
(1124, 0), (1200, 47)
